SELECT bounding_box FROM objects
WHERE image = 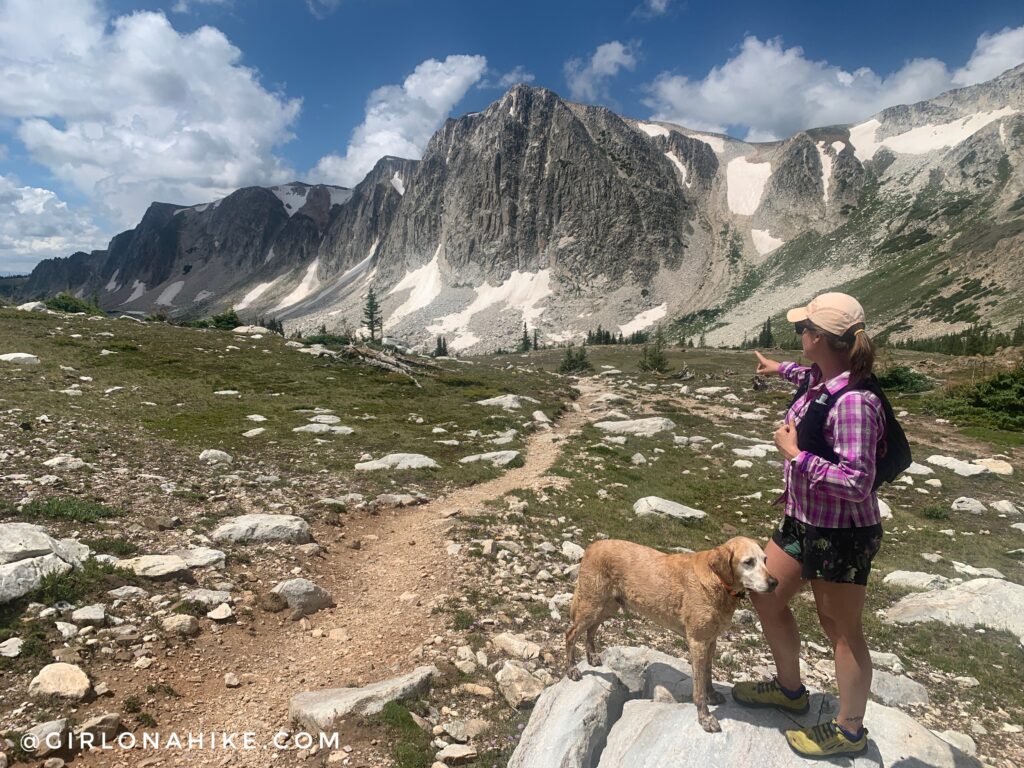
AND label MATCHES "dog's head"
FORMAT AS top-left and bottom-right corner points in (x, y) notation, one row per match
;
(709, 537), (778, 594)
